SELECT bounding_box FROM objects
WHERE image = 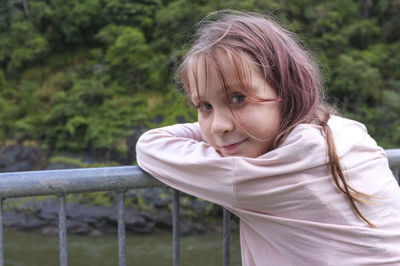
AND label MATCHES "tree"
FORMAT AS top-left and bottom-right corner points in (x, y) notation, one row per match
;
(0, 15), (48, 72)
(97, 25), (157, 90)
